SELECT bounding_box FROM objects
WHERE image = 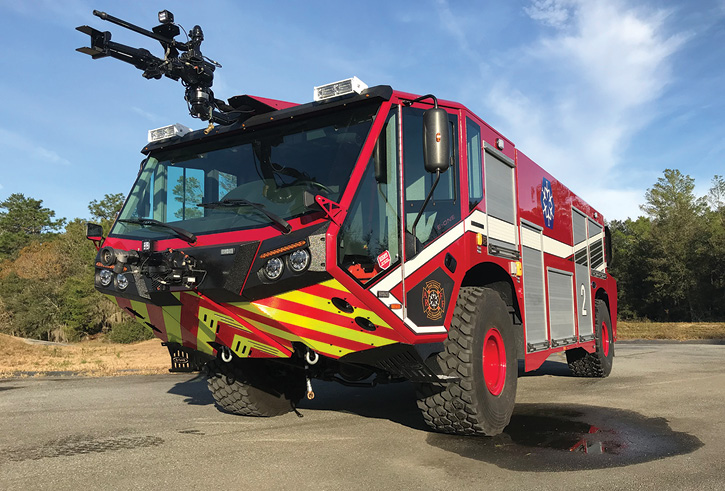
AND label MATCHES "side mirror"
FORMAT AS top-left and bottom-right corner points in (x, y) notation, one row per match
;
(86, 222), (104, 240)
(423, 107), (451, 173)
(604, 226), (613, 268)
